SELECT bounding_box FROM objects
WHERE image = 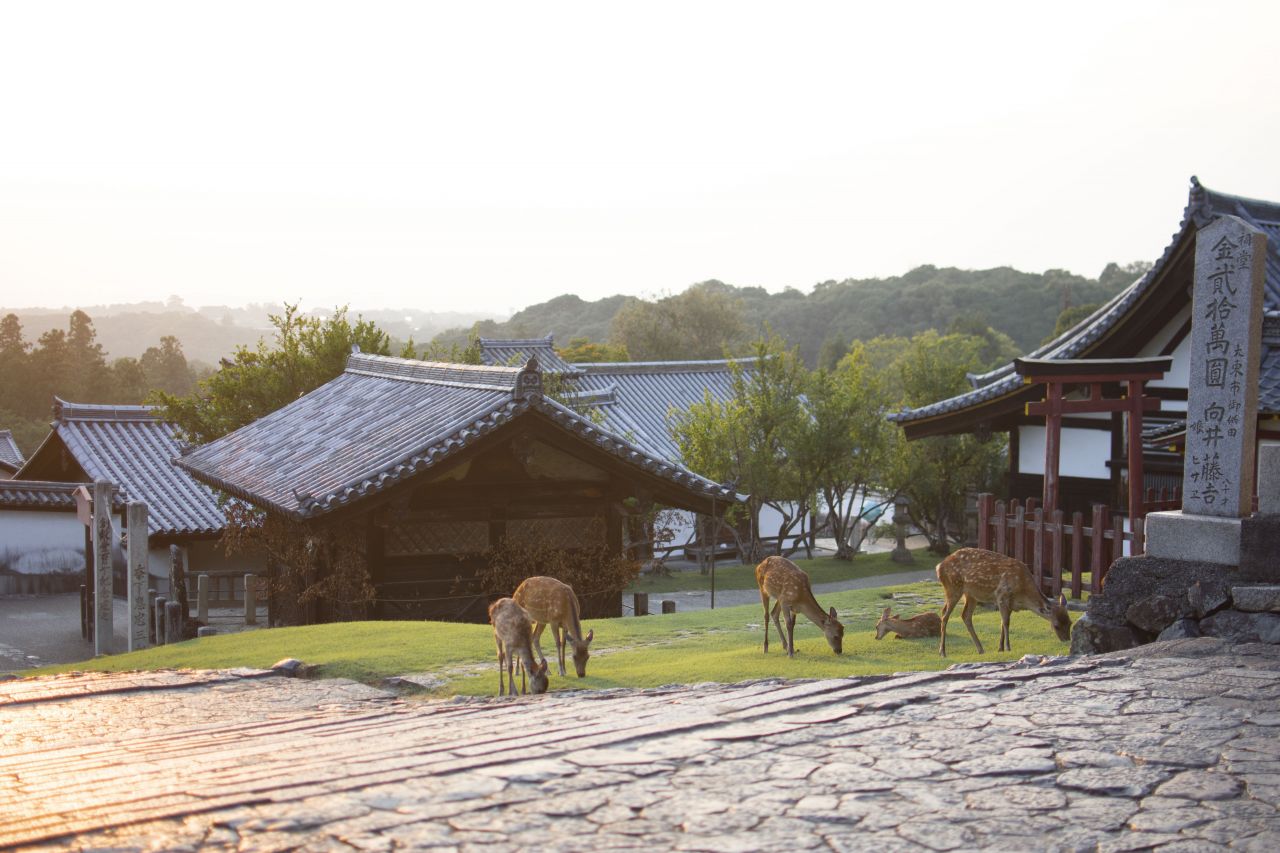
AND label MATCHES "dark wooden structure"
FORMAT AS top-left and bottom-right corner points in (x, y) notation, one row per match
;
(179, 354), (739, 624)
